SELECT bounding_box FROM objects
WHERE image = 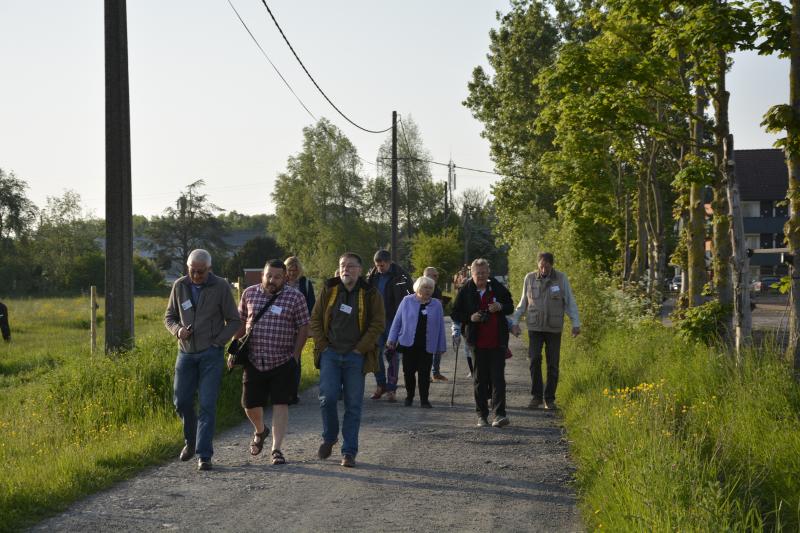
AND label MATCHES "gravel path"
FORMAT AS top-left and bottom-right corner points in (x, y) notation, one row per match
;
(32, 327), (581, 532)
